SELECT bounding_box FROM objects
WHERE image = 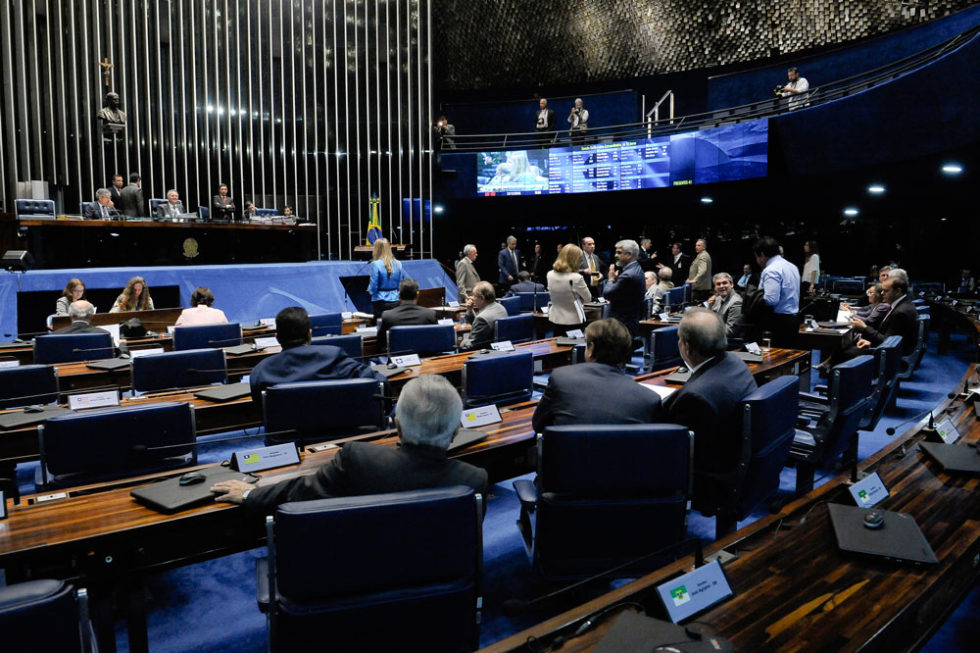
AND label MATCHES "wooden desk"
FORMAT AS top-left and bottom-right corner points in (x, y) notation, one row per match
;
(479, 365), (980, 653)
(927, 298), (980, 359)
(51, 308), (184, 332)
